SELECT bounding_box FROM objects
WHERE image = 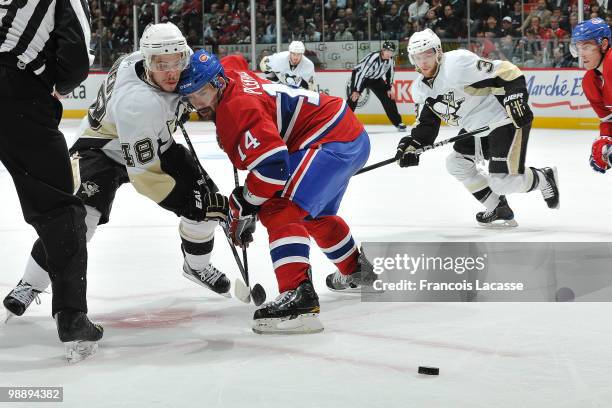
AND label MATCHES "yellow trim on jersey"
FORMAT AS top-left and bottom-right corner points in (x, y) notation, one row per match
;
(129, 162), (177, 204)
